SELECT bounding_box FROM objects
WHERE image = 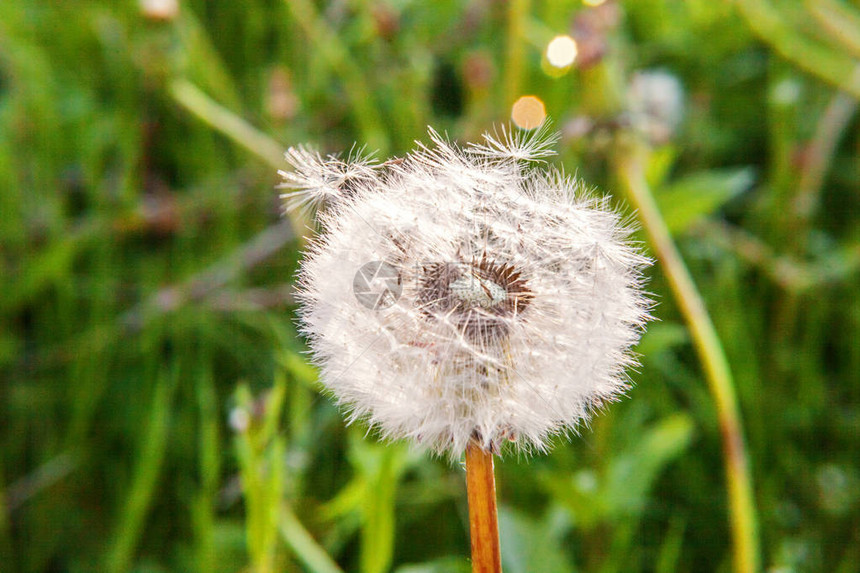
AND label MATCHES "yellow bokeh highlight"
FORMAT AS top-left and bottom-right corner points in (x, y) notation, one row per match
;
(583, 0), (606, 6)
(546, 35), (578, 69)
(511, 96), (546, 130)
